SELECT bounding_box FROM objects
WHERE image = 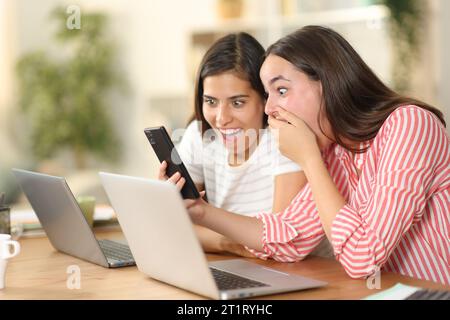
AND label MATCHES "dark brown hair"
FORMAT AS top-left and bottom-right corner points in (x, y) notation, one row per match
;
(266, 25), (446, 153)
(191, 32), (267, 134)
